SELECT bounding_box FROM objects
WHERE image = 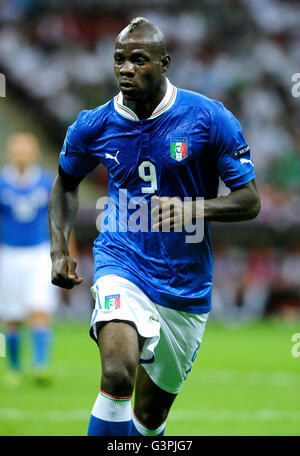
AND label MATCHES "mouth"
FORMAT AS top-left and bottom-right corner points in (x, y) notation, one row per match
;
(119, 81), (136, 90)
